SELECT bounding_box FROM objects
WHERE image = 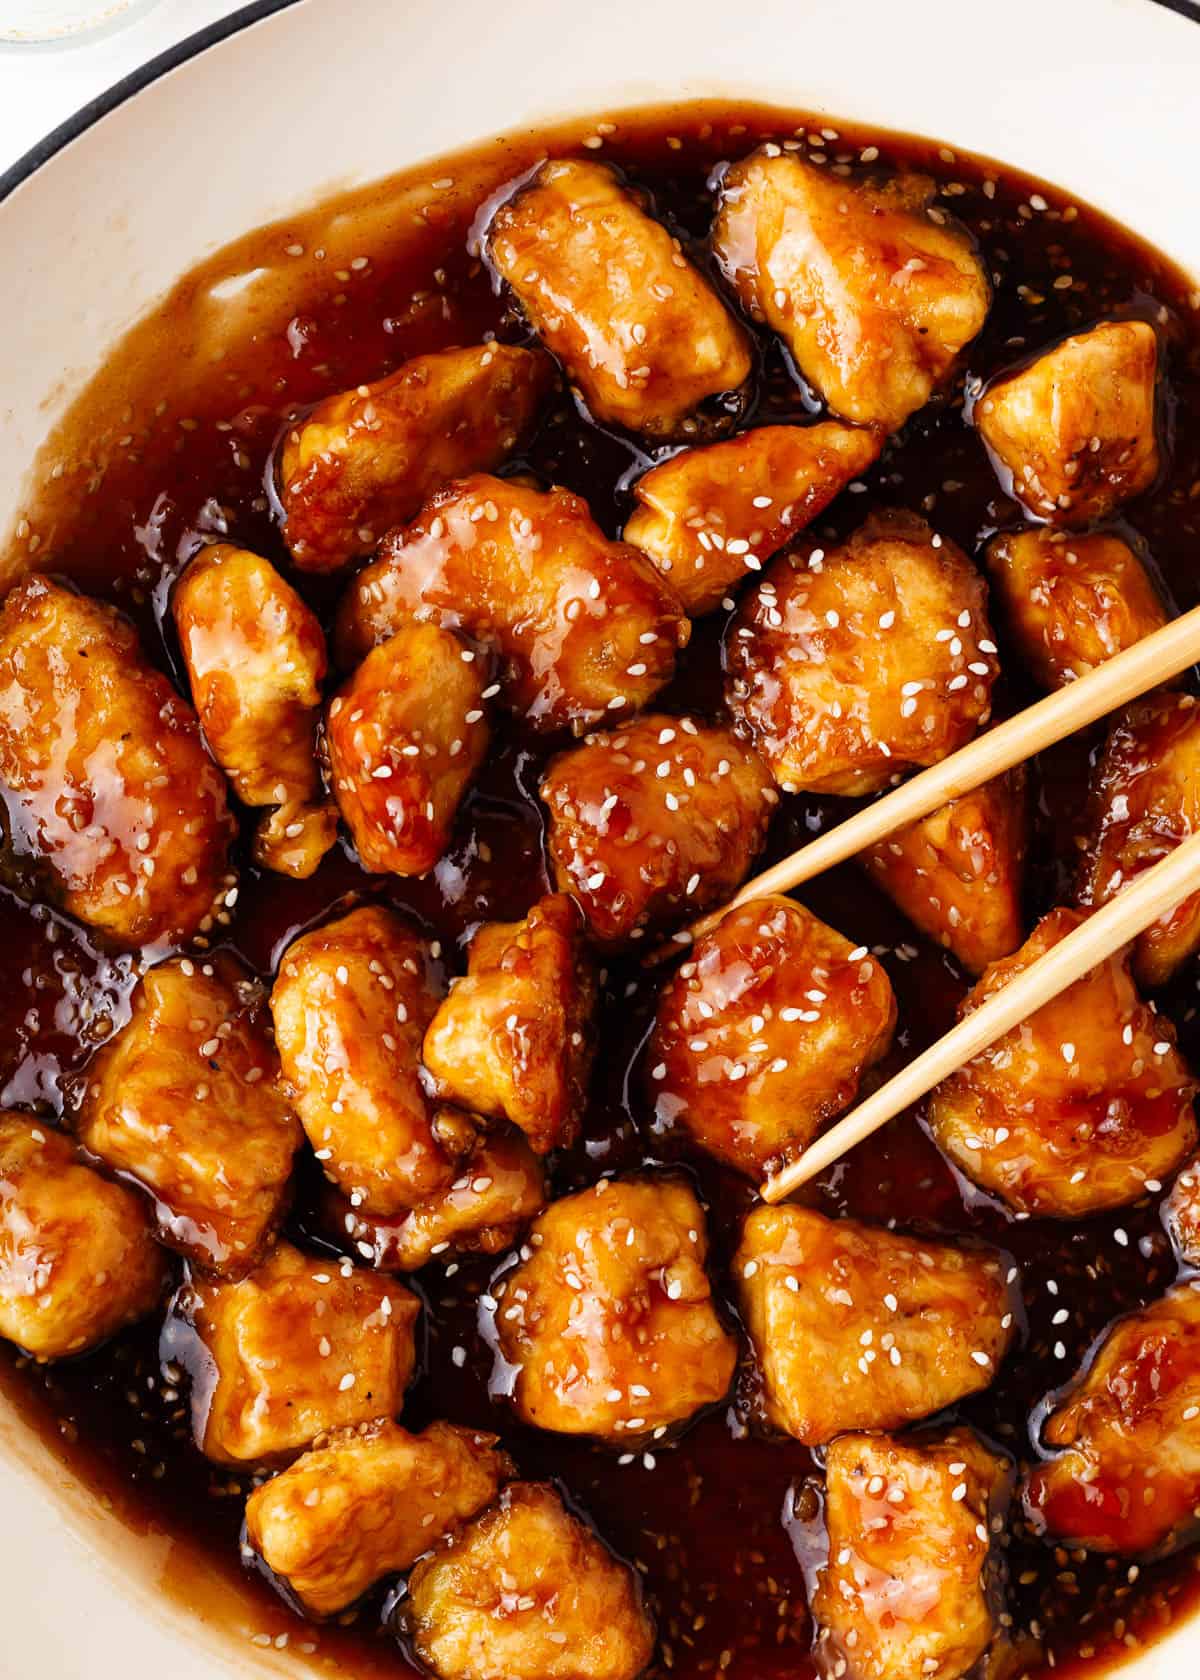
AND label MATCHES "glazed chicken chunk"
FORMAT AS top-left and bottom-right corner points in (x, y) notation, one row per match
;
(327, 623), (489, 876)
(975, 321), (1160, 524)
(246, 1419), (510, 1616)
(488, 157), (751, 438)
(0, 1112), (165, 1361)
(407, 1482), (655, 1680)
(927, 908), (1198, 1217)
(423, 894), (596, 1155)
(1026, 1282), (1200, 1555)
(336, 474), (689, 733)
(325, 1128), (545, 1273)
(1166, 1159), (1200, 1267)
(726, 513), (999, 795)
(0, 575), (234, 948)
(78, 955), (302, 1276)
(649, 896), (896, 1178)
(814, 1429), (1011, 1680)
(624, 421), (883, 615)
(540, 713), (775, 946)
(860, 770), (1027, 974)
(271, 906), (471, 1215)
(712, 150), (989, 431)
(183, 1239), (419, 1465)
(985, 529), (1167, 691)
(495, 1176), (737, 1441)
(1078, 693), (1200, 989)
(279, 343), (553, 571)
(172, 542), (336, 879)
(735, 1205), (1014, 1444)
